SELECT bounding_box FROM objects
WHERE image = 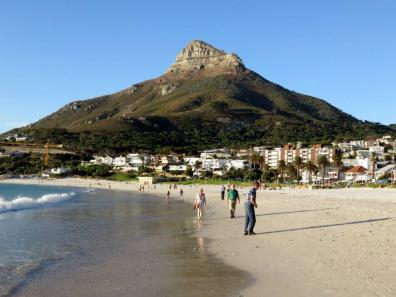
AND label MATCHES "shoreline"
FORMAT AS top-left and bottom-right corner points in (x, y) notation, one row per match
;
(2, 178), (396, 296)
